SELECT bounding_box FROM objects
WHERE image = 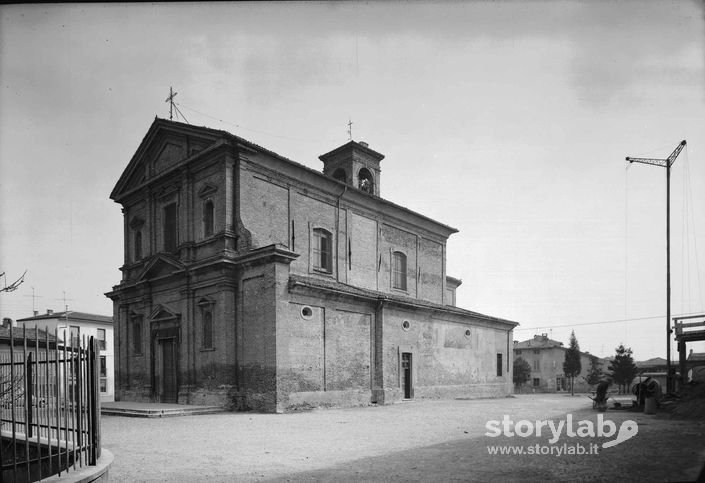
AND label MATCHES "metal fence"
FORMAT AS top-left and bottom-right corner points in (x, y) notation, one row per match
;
(1, 325), (101, 482)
